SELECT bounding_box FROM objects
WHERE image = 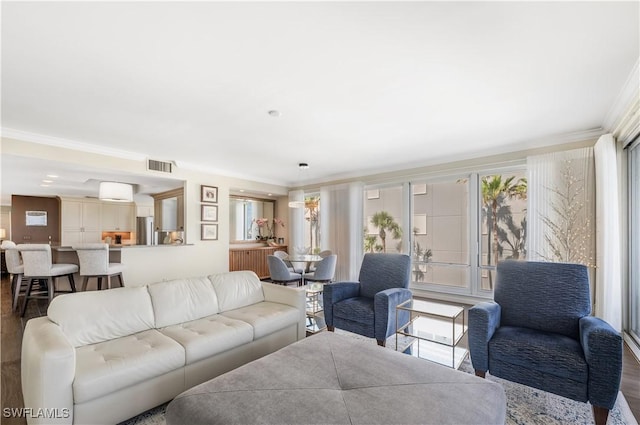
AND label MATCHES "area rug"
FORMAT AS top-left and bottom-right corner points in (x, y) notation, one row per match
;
(120, 330), (638, 425)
